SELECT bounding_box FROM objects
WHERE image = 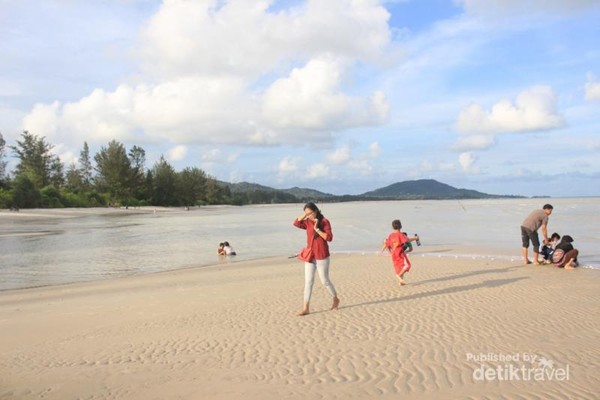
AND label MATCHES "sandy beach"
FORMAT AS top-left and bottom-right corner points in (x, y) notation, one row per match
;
(0, 254), (598, 400)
